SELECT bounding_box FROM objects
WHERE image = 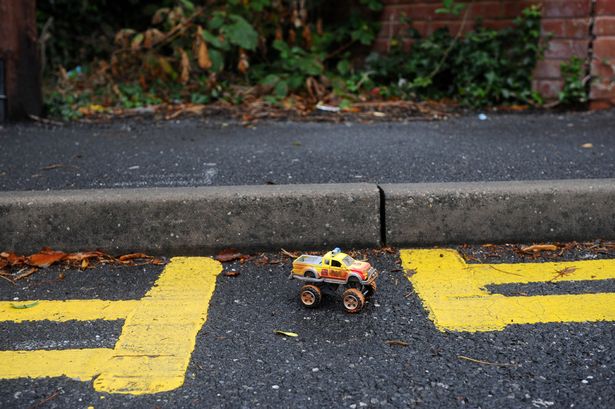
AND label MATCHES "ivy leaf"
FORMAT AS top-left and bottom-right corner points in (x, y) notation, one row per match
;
(209, 48), (224, 72)
(224, 15), (258, 50)
(261, 74), (280, 86)
(201, 29), (228, 51)
(274, 80), (289, 97)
